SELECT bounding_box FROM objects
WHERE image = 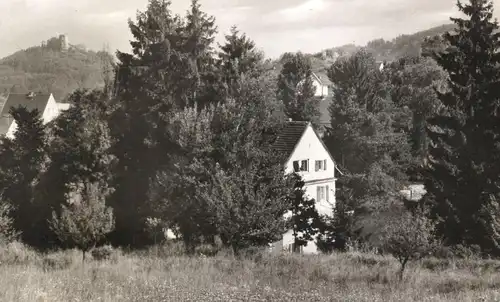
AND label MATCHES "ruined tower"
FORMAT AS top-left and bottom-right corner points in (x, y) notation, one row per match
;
(59, 34), (69, 52)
